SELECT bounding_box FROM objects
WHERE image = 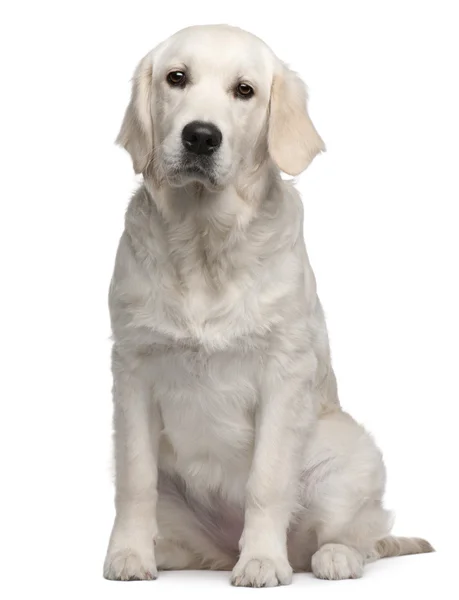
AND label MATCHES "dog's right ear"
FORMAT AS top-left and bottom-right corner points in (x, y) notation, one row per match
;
(116, 52), (154, 174)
